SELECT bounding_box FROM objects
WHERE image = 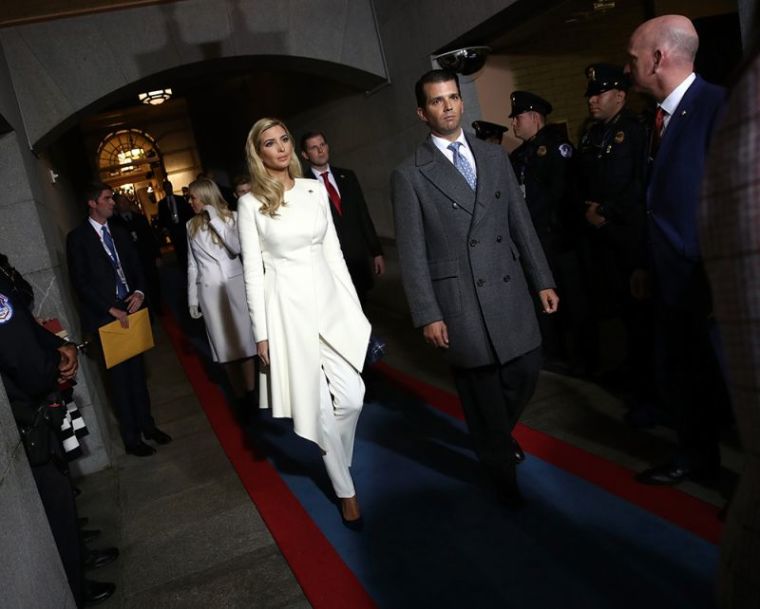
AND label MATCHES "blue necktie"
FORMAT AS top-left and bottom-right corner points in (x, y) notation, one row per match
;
(101, 226), (129, 300)
(447, 141), (477, 191)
